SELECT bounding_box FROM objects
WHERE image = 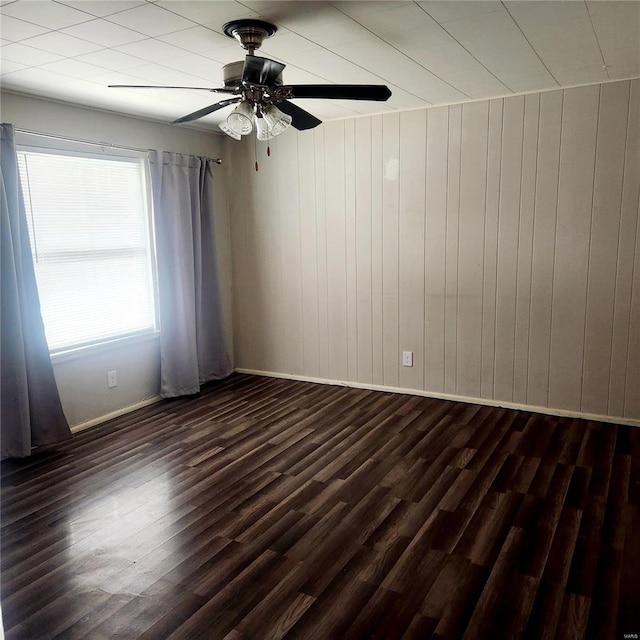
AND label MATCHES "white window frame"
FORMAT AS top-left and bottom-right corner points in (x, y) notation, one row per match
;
(16, 134), (160, 361)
